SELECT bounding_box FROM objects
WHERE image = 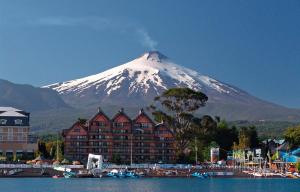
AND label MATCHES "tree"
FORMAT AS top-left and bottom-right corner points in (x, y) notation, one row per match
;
(36, 133), (64, 160)
(111, 154), (122, 165)
(37, 141), (49, 158)
(284, 125), (300, 148)
(234, 133), (250, 150)
(78, 118), (87, 125)
(233, 126), (259, 150)
(185, 116), (220, 162)
(149, 88), (208, 161)
(248, 126), (259, 148)
(45, 140), (64, 160)
(190, 116), (218, 145)
(214, 120), (238, 159)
